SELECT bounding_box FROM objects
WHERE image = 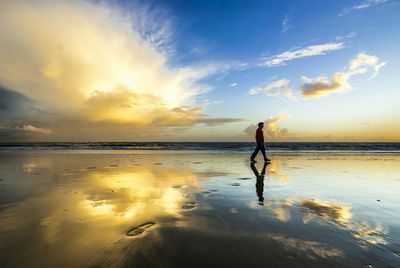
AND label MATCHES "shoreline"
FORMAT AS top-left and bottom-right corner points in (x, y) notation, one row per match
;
(1, 149), (400, 155)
